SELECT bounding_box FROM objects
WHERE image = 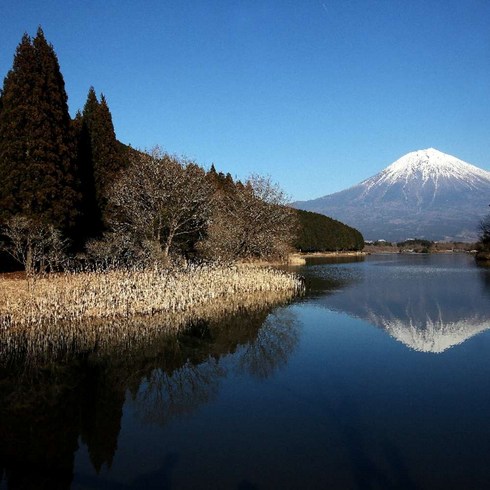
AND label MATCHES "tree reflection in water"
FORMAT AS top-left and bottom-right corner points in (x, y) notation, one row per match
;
(0, 294), (299, 488)
(133, 308), (300, 426)
(135, 358), (226, 426)
(237, 309), (300, 379)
